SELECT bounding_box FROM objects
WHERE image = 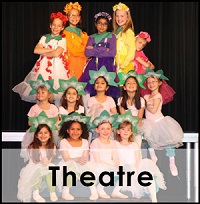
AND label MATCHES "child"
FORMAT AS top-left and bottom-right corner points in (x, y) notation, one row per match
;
(17, 124), (58, 202)
(142, 69), (184, 176)
(63, 2), (89, 79)
(89, 110), (128, 199)
(112, 2), (136, 74)
(86, 66), (118, 142)
(79, 11), (120, 98)
(133, 31), (155, 75)
(56, 76), (86, 112)
(20, 76), (59, 161)
(117, 71), (147, 148)
(115, 111), (167, 202)
(57, 113), (98, 201)
(12, 12), (70, 103)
